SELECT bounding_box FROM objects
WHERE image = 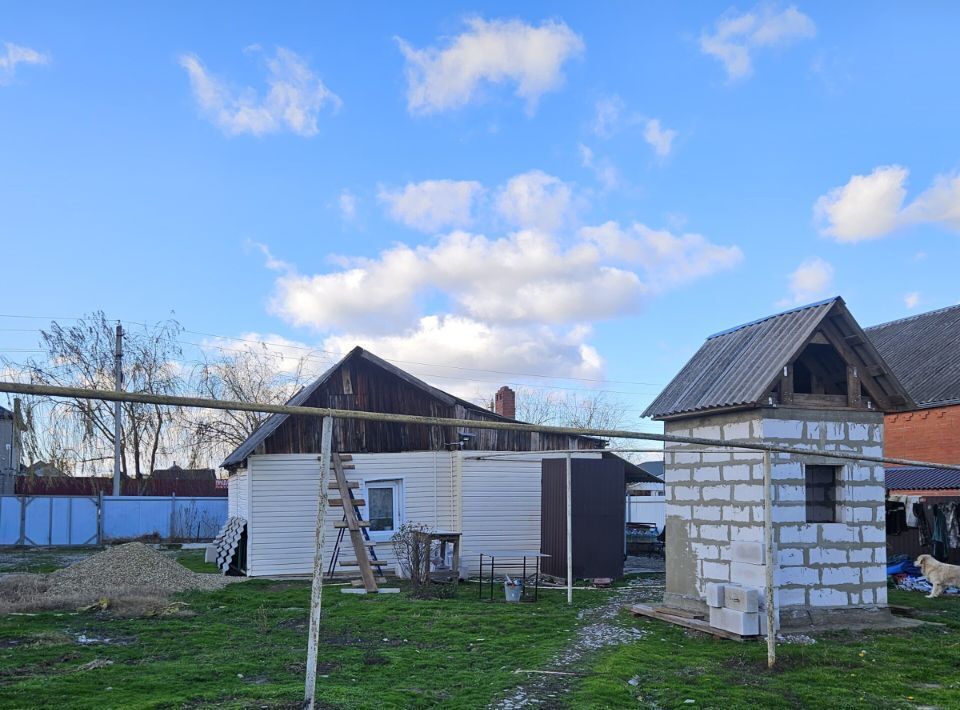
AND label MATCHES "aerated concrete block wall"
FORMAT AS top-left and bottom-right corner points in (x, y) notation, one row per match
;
(662, 407), (887, 625)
